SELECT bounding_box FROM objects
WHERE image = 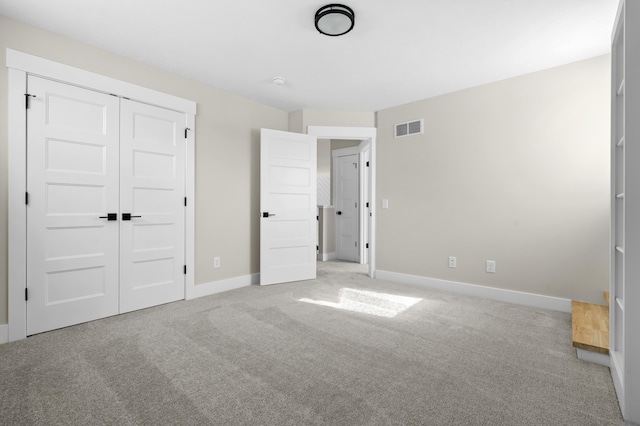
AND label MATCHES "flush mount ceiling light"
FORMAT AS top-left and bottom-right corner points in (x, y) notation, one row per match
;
(315, 4), (355, 36)
(272, 76), (286, 86)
